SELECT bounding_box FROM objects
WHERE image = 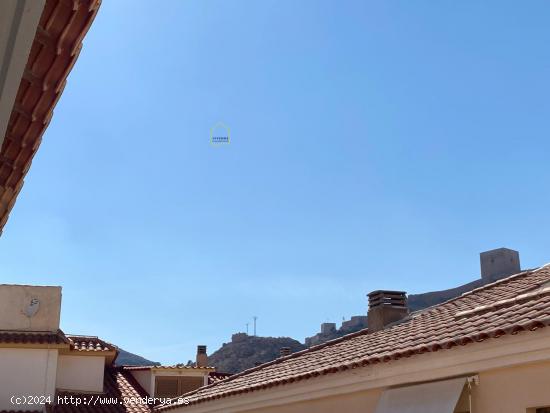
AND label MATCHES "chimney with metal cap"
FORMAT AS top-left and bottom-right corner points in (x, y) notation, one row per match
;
(367, 290), (409, 332)
(196, 345), (208, 367)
